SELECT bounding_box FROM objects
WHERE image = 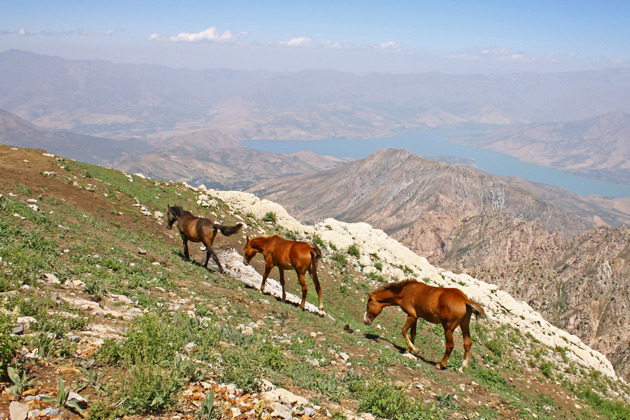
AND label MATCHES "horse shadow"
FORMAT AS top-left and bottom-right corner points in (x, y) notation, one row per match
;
(363, 332), (434, 366)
